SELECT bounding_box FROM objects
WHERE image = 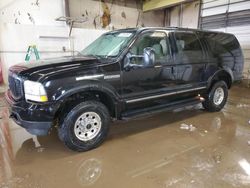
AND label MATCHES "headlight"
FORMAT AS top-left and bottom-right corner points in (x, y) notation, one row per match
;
(24, 80), (48, 102)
